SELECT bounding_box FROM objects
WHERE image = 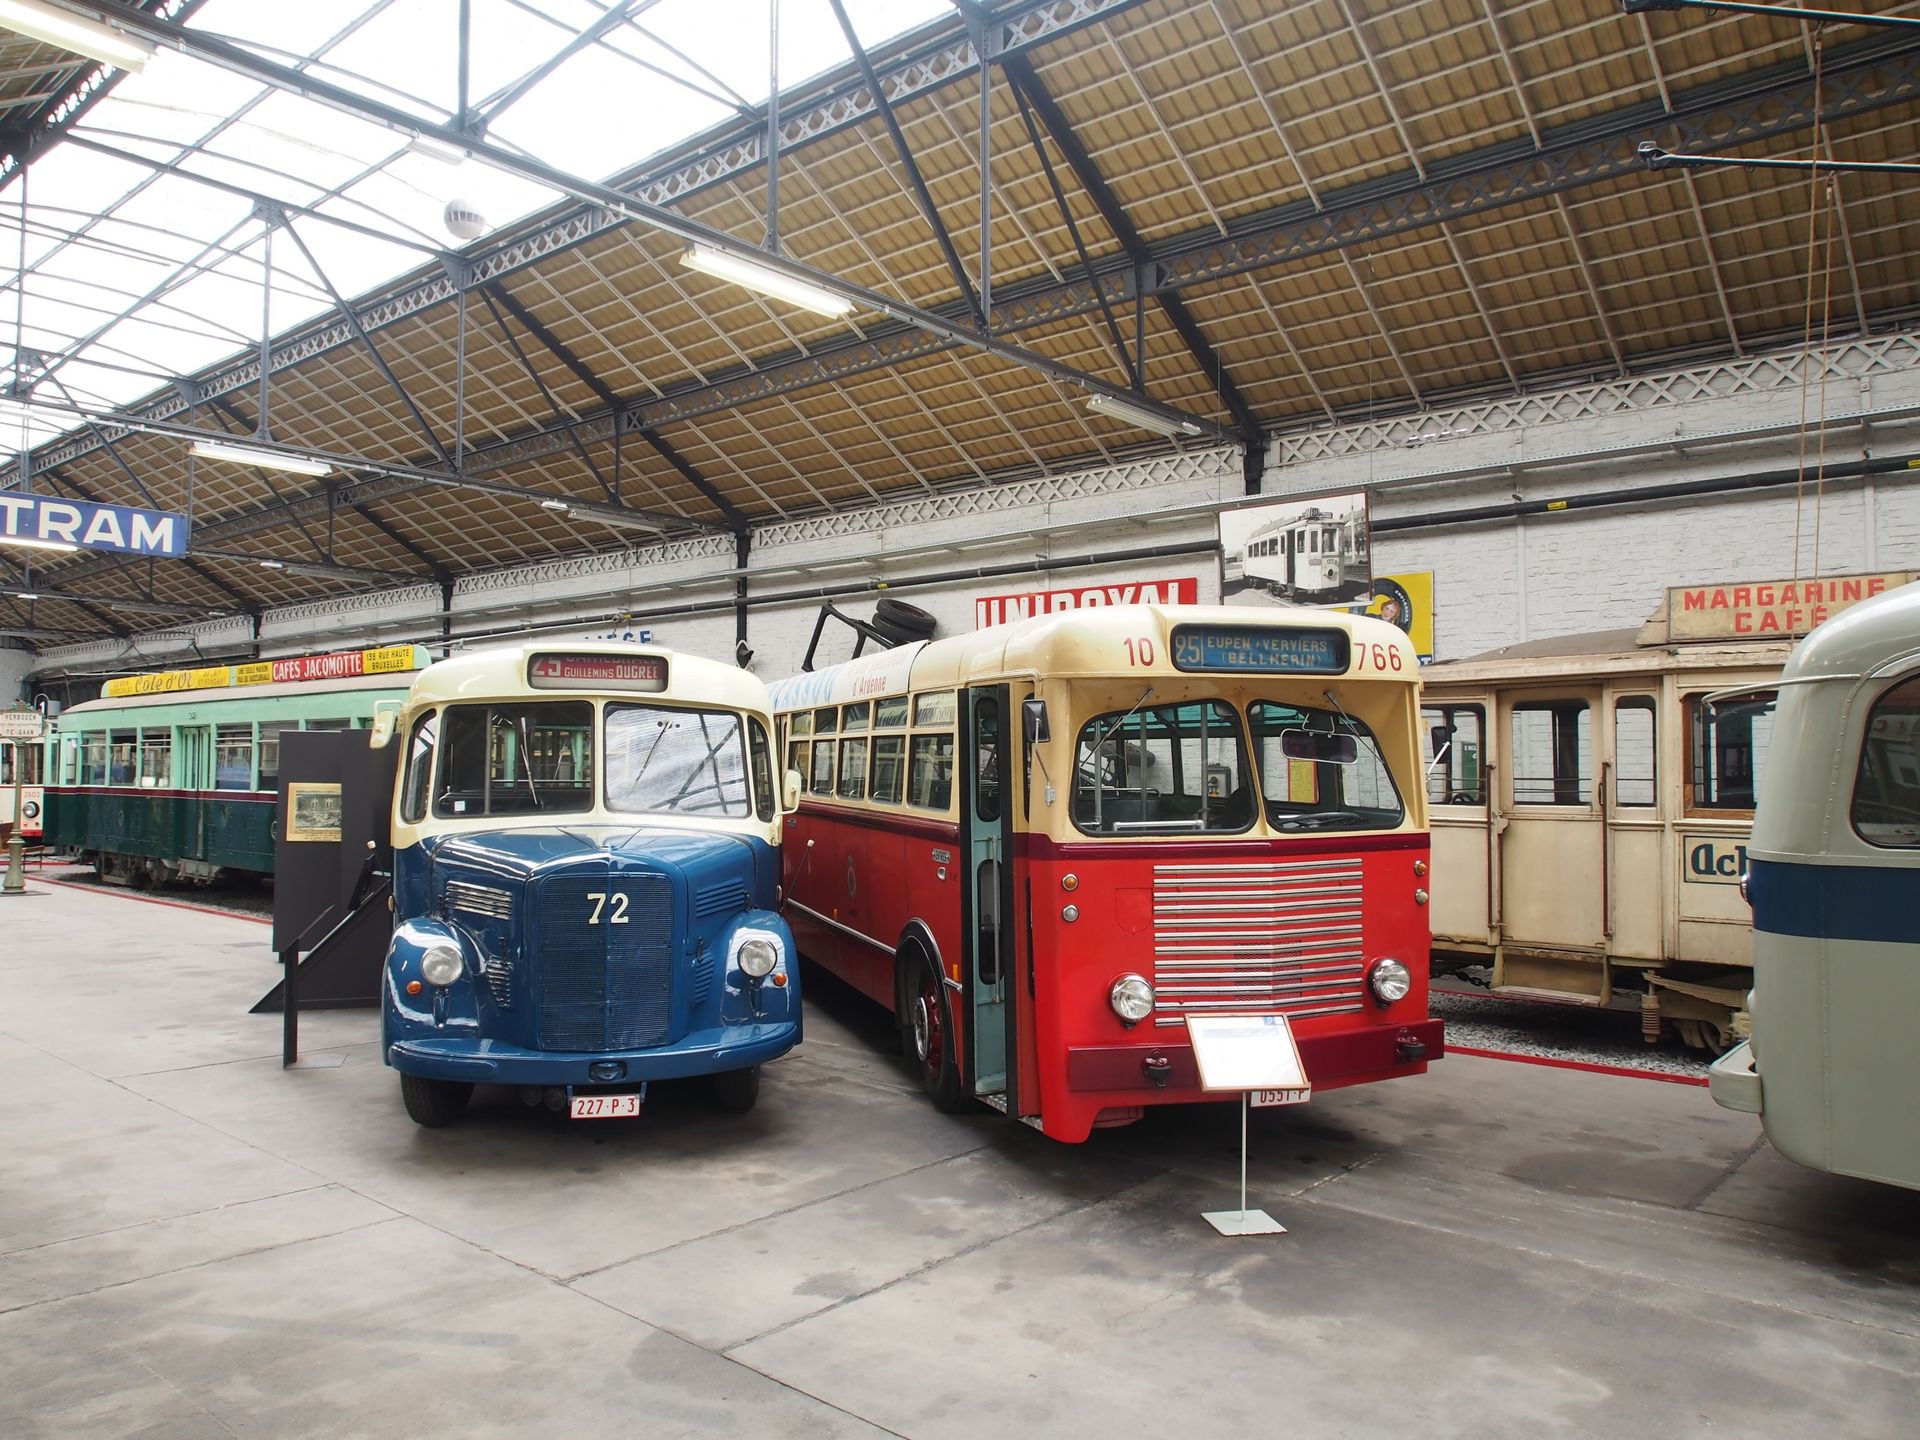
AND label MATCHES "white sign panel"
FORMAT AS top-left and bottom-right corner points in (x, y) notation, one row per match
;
(0, 709), (46, 740)
(1186, 1014), (1309, 1096)
(1220, 491), (1370, 607)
